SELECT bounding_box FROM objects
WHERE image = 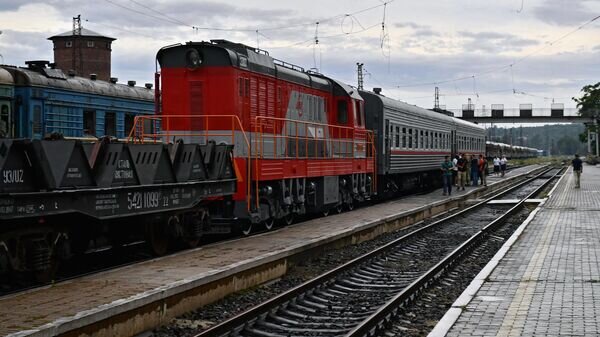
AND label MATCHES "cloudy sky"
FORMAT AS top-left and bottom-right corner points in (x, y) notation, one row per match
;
(0, 0), (599, 111)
